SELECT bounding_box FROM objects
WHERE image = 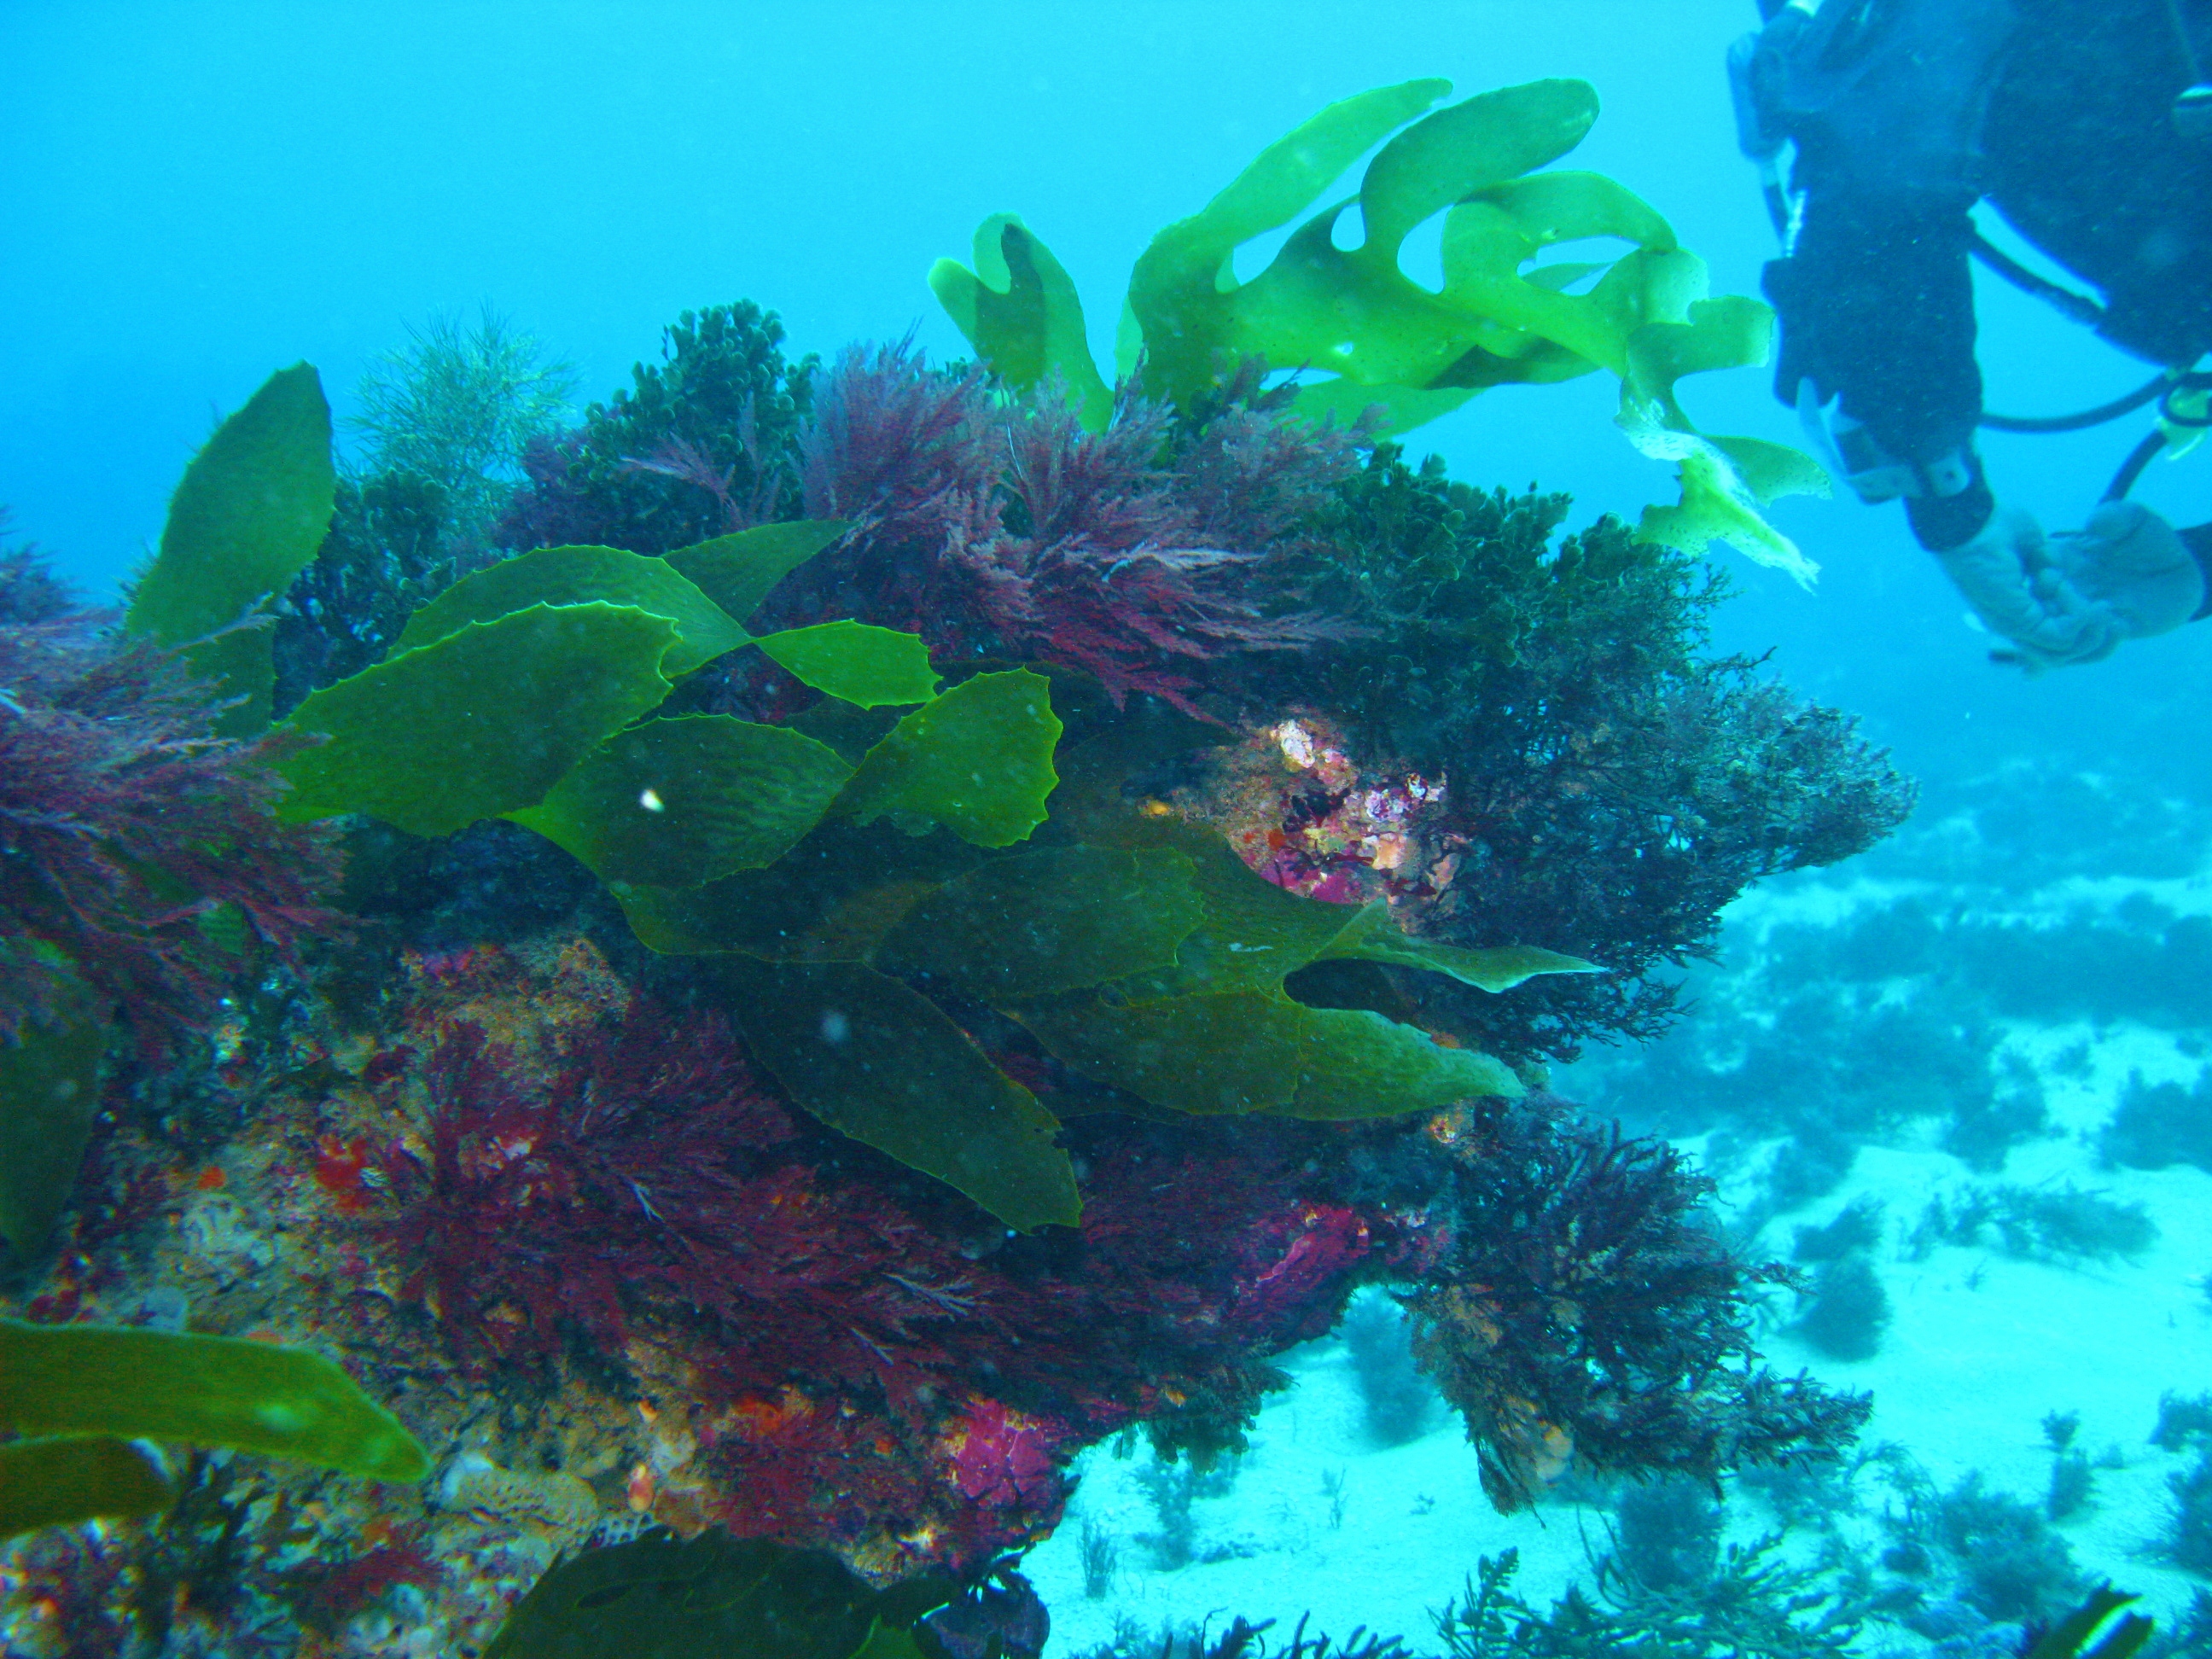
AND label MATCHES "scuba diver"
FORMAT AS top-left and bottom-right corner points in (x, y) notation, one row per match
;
(1731, 0), (2212, 667)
